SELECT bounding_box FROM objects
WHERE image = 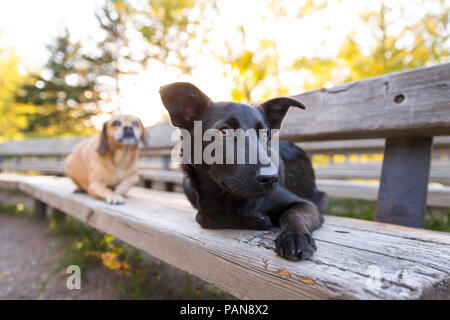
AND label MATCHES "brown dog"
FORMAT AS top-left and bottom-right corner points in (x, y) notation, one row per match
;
(65, 115), (148, 204)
